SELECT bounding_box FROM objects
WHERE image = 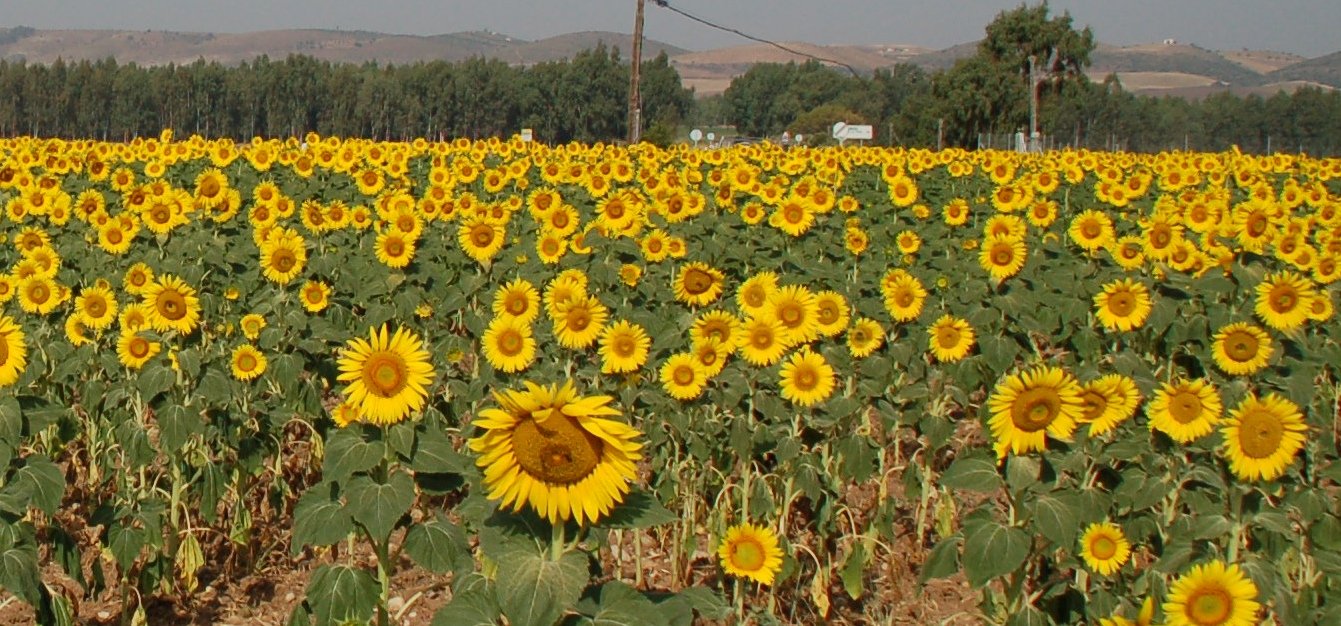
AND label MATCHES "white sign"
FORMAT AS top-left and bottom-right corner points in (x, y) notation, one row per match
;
(520, 128), (533, 142)
(689, 128), (703, 143)
(832, 123), (873, 141)
(794, 134), (804, 145)
(706, 132), (716, 142)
